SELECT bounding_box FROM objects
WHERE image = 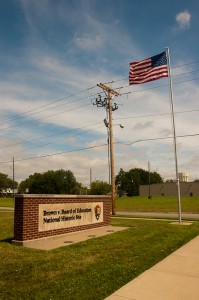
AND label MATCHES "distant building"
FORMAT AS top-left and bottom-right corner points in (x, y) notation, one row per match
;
(1, 188), (18, 195)
(140, 182), (199, 197)
(179, 172), (189, 182)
